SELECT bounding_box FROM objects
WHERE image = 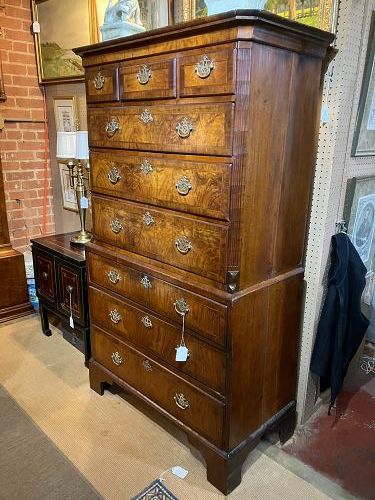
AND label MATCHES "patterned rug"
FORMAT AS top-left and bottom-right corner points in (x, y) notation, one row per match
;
(131, 479), (178, 500)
